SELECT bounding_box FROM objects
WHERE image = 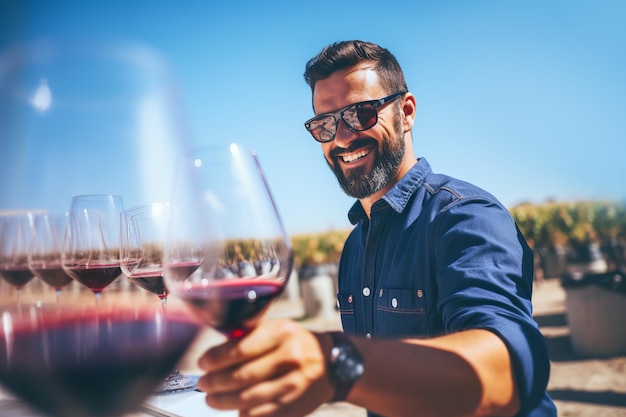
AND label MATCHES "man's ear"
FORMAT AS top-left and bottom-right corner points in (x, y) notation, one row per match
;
(401, 93), (417, 133)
